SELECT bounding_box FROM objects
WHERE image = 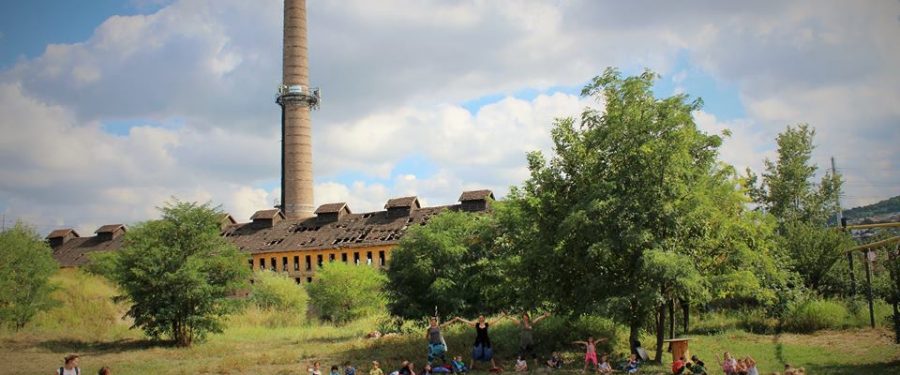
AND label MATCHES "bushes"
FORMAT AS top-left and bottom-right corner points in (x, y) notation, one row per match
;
(244, 270), (309, 327)
(783, 299), (848, 333)
(307, 262), (386, 324)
